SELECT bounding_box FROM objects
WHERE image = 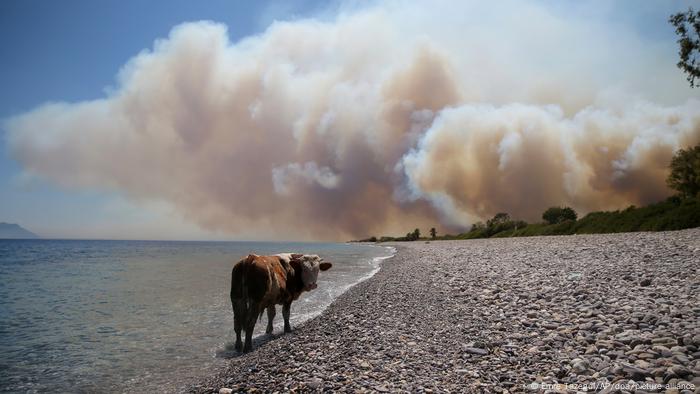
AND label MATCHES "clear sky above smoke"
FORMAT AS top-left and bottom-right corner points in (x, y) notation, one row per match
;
(1, 0), (698, 241)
